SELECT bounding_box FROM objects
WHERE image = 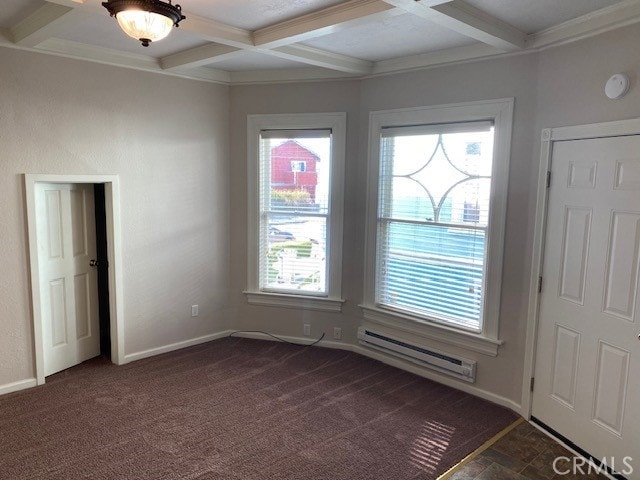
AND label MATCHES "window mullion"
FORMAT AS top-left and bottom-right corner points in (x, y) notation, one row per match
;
(378, 217), (488, 232)
(264, 211), (329, 219)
